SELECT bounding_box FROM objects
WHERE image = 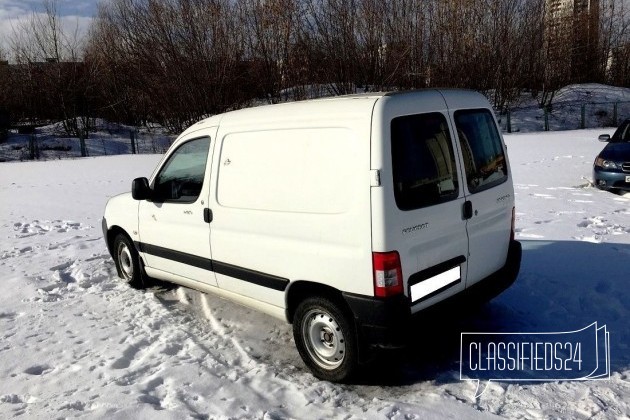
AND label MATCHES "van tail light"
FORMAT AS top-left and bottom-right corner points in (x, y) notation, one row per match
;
(510, 207), (516, 241)
(373, 251), (403, 297)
